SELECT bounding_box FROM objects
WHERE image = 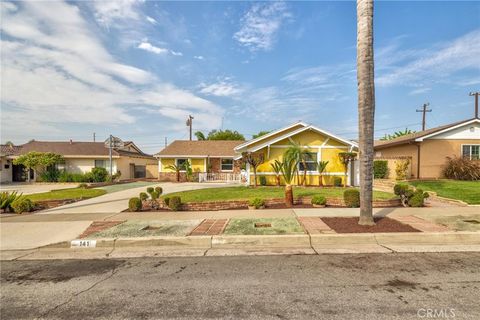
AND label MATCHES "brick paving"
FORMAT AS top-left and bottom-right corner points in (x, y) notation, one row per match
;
(393, 215), (451, 232)
(298, 217), (336, 234)
(189, 219), (229, 236)
(79, 221), (124, 238)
